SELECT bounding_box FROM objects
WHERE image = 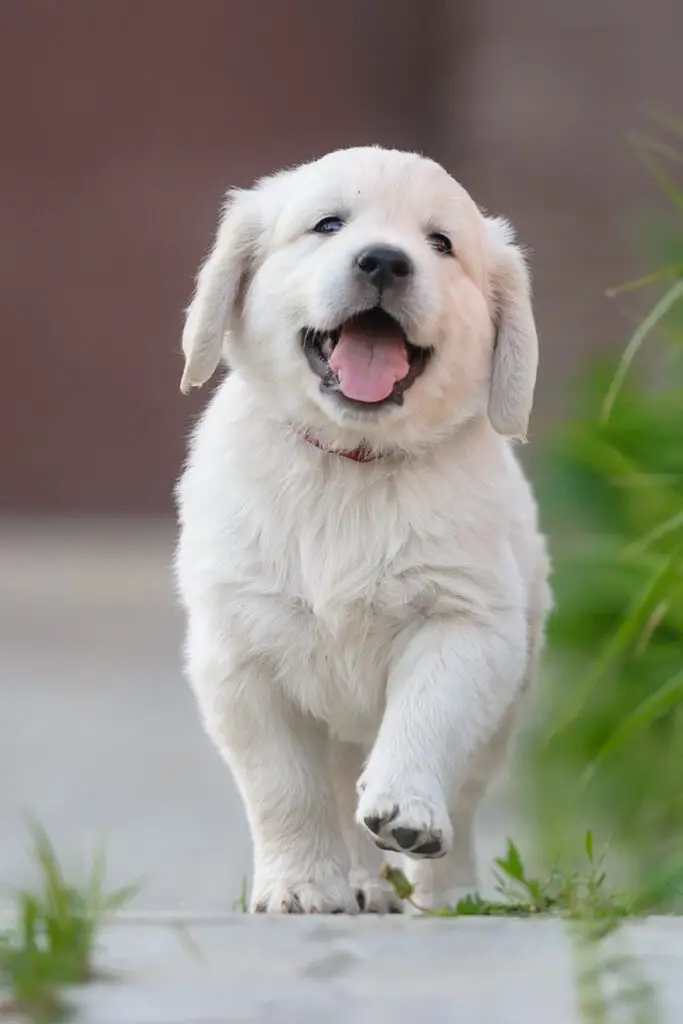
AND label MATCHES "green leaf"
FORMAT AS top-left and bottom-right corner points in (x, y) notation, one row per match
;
(101, 883), (139, 914)
(19, 893), (39, 950)
(88, 841), (108, 914)
(643, 108), (683, 142)
(380, 865), (414, 901)
(625, 507), (683, 556)
(590, 667), (683, 768)
(550, 545), (683, 737)
(605, 262), (683, 298)
(601, 278), (683, 421)
(494, 840), (525, 883)
(28, 820), (69, 920)
(630, 133), (683, 168)
(632, 138), (683, 220)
